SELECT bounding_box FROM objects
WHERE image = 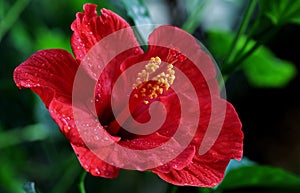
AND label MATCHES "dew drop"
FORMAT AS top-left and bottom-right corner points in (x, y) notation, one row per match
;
(134, 48), (140, 55)
(102, 12), (108, 18)
(94, 168), (101, 175)
(103, 137), (109, 141)
(83, 164), (89, 170)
